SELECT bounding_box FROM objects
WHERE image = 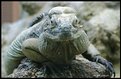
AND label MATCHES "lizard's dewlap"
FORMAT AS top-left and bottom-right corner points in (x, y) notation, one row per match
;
(38, 29), (90, 64)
